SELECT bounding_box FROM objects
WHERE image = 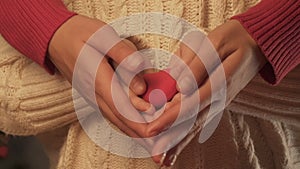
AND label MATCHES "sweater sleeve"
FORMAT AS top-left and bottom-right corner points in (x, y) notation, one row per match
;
(232, 0), (300, 85)
(0, 0), (76, 74)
